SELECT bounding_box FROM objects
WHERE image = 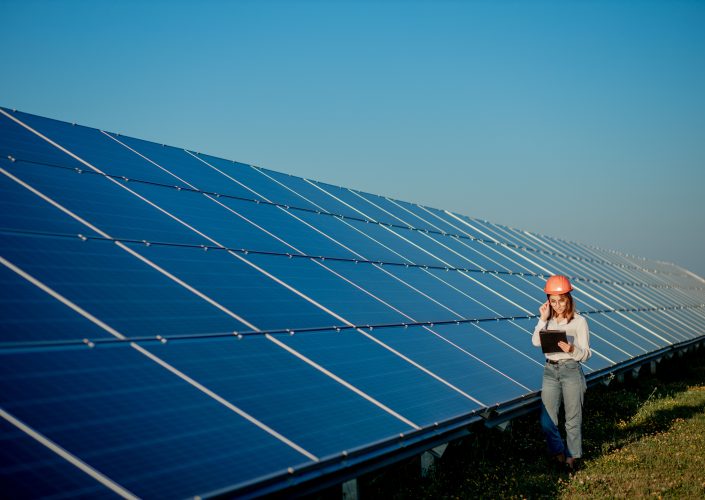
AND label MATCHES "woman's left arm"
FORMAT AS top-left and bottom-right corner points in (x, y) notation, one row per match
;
(571, 316), (591, 362)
